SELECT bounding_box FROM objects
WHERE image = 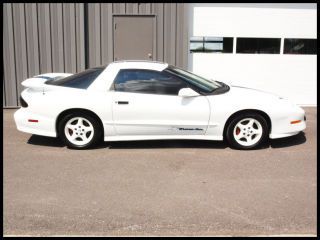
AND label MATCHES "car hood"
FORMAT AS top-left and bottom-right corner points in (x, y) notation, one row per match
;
(211, 83), (283, 105)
